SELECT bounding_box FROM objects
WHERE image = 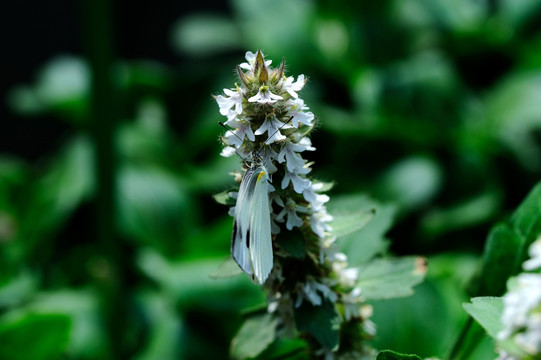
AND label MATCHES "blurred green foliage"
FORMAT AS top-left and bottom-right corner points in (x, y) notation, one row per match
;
(2, 0), (541, 358)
